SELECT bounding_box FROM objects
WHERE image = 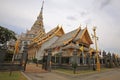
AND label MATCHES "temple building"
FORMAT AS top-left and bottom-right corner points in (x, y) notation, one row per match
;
(19, 1), (45, 53)
(19, 1), (94, 65)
